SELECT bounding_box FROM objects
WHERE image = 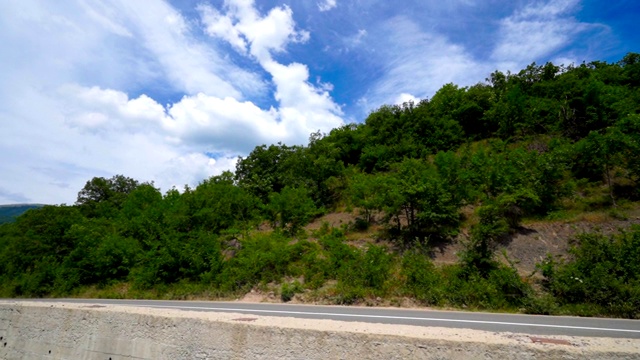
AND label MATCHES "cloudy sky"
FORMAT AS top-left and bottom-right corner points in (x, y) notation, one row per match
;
(1, 0), (638, 205)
